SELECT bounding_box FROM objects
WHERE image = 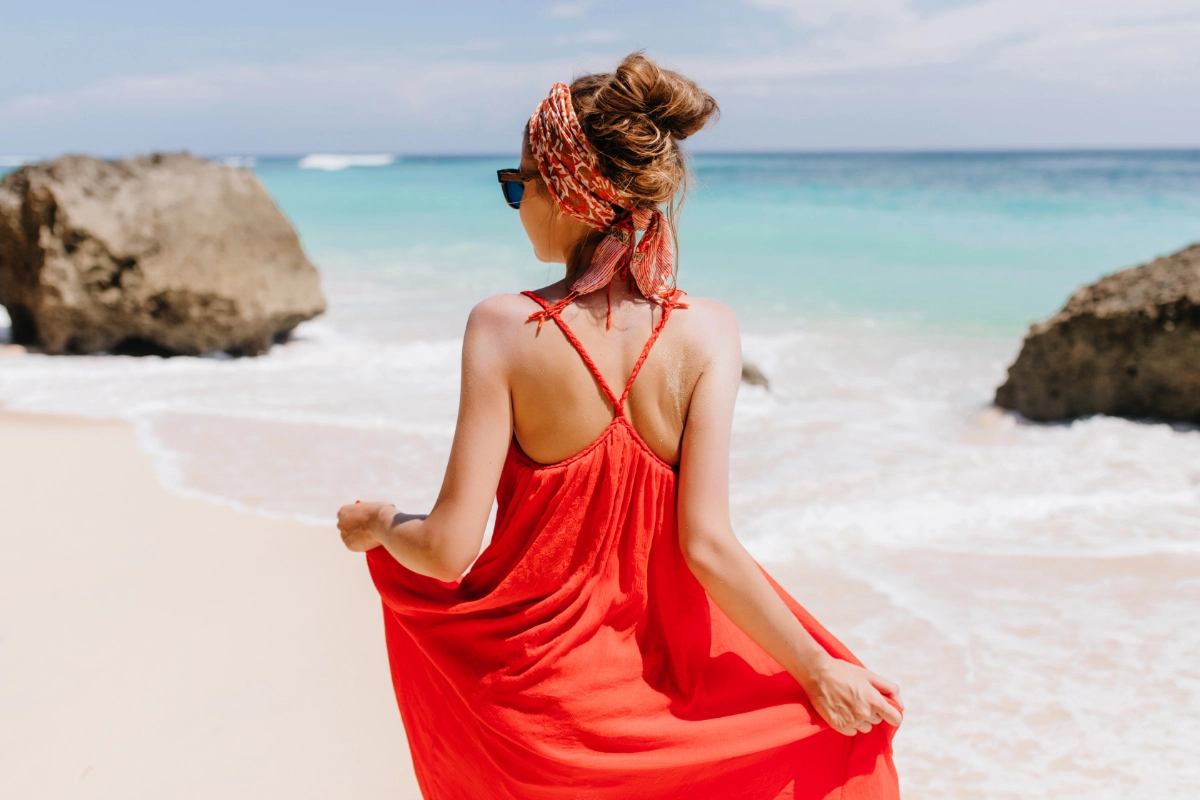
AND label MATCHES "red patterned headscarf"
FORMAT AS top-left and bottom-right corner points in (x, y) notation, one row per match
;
(527, 82), (681, 326)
